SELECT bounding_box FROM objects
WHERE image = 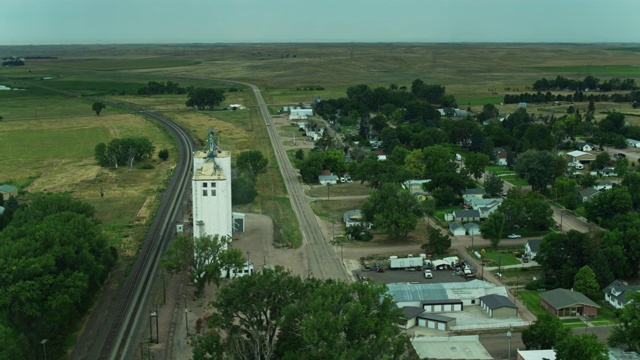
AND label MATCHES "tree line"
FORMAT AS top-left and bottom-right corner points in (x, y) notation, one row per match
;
(94, 136), (155, 170)
(0, 194), (116, 359)
(532, 75), (637, 92)
(503, 90), (640, 106)
(137, 80), (187, 95)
